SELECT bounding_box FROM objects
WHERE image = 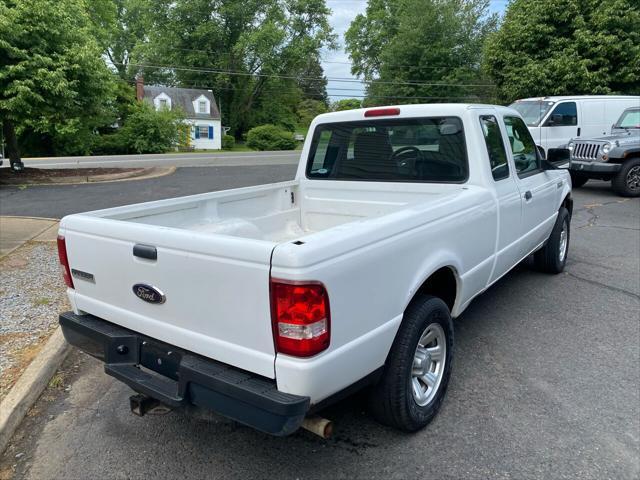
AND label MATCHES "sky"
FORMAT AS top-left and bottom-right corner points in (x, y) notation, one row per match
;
(321, 0), (509, 101)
